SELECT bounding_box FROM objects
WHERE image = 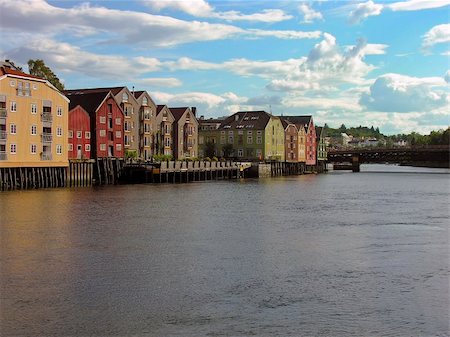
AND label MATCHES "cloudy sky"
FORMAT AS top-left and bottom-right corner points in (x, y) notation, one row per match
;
(0, 0), (449, 134)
